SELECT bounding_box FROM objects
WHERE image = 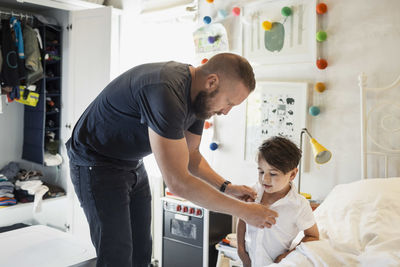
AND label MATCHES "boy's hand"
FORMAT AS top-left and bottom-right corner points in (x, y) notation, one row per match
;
(225, 184), (256, 202)
(274, 250), (292, 263)
(237, 247), (251, 267)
